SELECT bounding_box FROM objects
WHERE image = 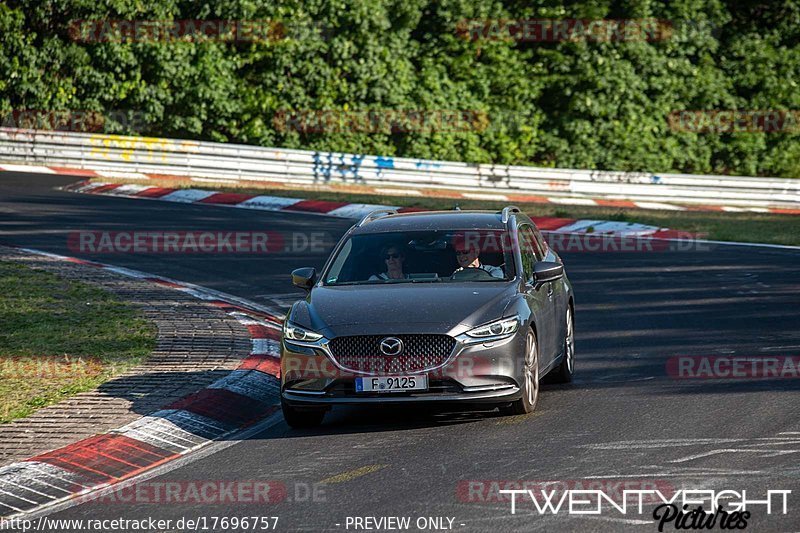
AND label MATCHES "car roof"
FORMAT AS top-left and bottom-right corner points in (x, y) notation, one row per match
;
(351, 210), (518, 234)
